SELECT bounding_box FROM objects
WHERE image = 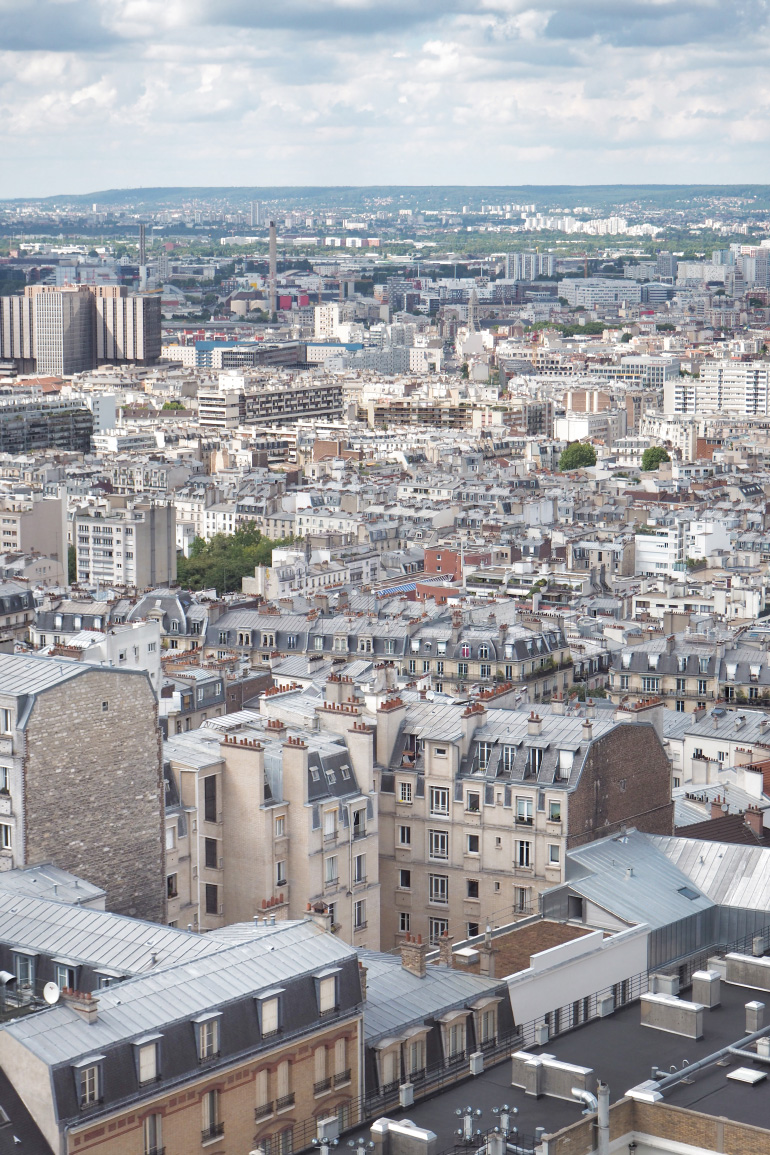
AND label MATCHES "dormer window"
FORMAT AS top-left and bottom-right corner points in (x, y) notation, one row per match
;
(194, 1013), (221, 1062)
(648, 654), (659, 670)
(478, 644), (490, 660)
(460, 643), (470, 659)
(315, 970), (340, 1016)
(256, 991), (283, 1037)
(134, 1035), (162, 1085)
